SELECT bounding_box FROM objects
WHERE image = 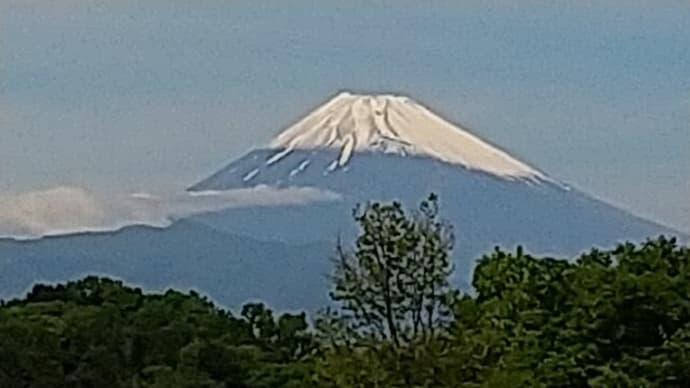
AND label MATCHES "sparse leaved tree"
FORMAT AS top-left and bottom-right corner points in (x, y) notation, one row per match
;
(326, 193), (456, 349)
